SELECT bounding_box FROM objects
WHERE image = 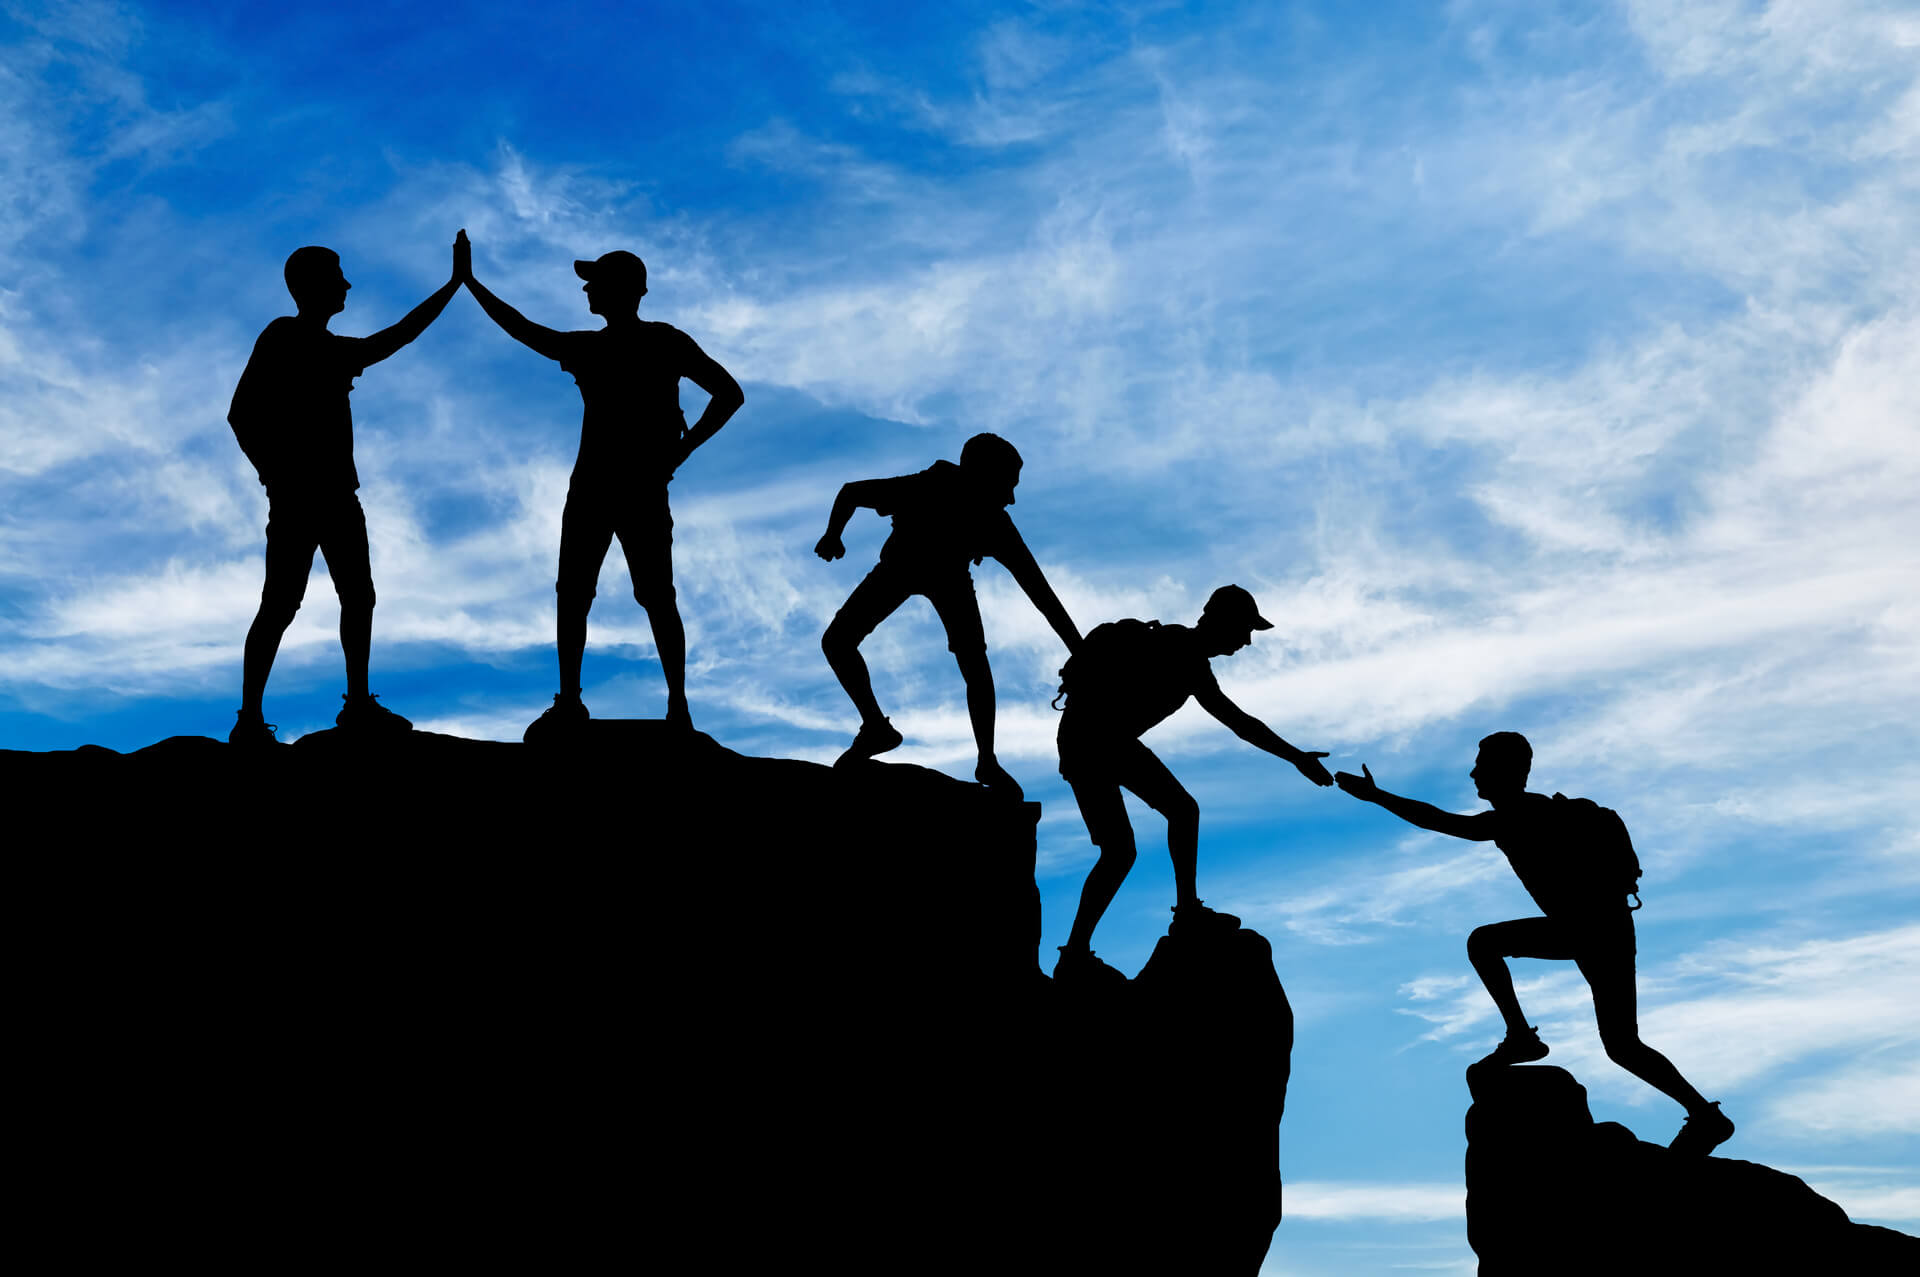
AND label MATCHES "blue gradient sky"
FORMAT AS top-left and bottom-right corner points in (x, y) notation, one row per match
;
(4, 1), (1917, 1268)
